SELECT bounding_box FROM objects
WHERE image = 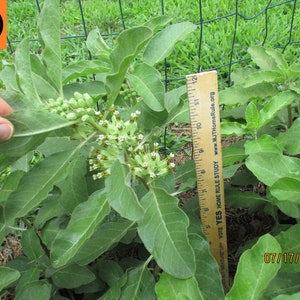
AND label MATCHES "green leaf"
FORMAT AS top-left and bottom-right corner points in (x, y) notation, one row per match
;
(259, 91), (297, 128)
(262, 272), (300, 299)
(155, 272), (204, 300)
(277, 118), (300, 155)
(37, 0), (62, 94)
(219, 82), (278, 105)
(137, 187), (196, 279)
(244, 135), (283, 155)
(6, 109), (76, 137)
(106, 160), (144, 222)
(270, 178), (300, 203)
(226, 234), (281, 300)
(73, 219), (136, 266)
(246, 152), (300, 186)
(0, 170), (24, 205)
(14, 38), (41, 105)
(86, 28), (111, 59)
(164, 85), (186, 113)
(14, 280), (52, 300)
(245, 101), (260, 130)
(62, 60), (109, 84)
(127, 63), (165, 112)
(275, 224), (300, 272)
(243, 70), (283, 88)
(222, 140), (246, 166)
(120, 263), (156, 300)
(2, 149), (76, 226)
(15, 268), (40, 294)
(56, 155), (89, 212)
(63, 81), (106, 100)
(223, 164), (242, 179)
(98, 260), (124, 287)
(106, 26), (153, 107)
(143, 22), (196, 66)
(50, 190), (110, 268)
(221, 121), (247, 136)
(248, 45), (281, 72)
(0, 267), (21, 292)
(143, 16), (172, 31)
(189, 234), (225, 300)
(52, 264), (96, 288)
(22, 229), (44, 261)
(274, 293), (300, 300)
(266, 48), (289, 71)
